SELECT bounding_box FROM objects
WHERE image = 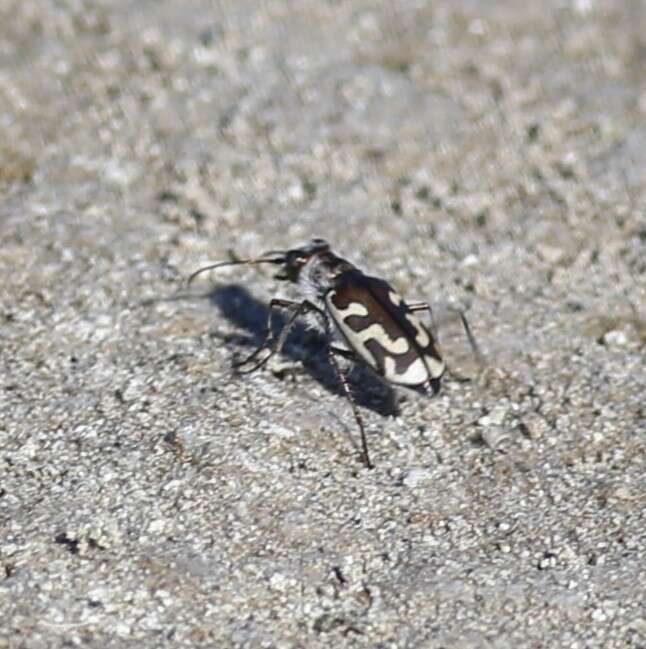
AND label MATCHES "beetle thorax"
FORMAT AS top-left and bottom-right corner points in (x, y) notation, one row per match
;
(298, 252), (353, 304)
